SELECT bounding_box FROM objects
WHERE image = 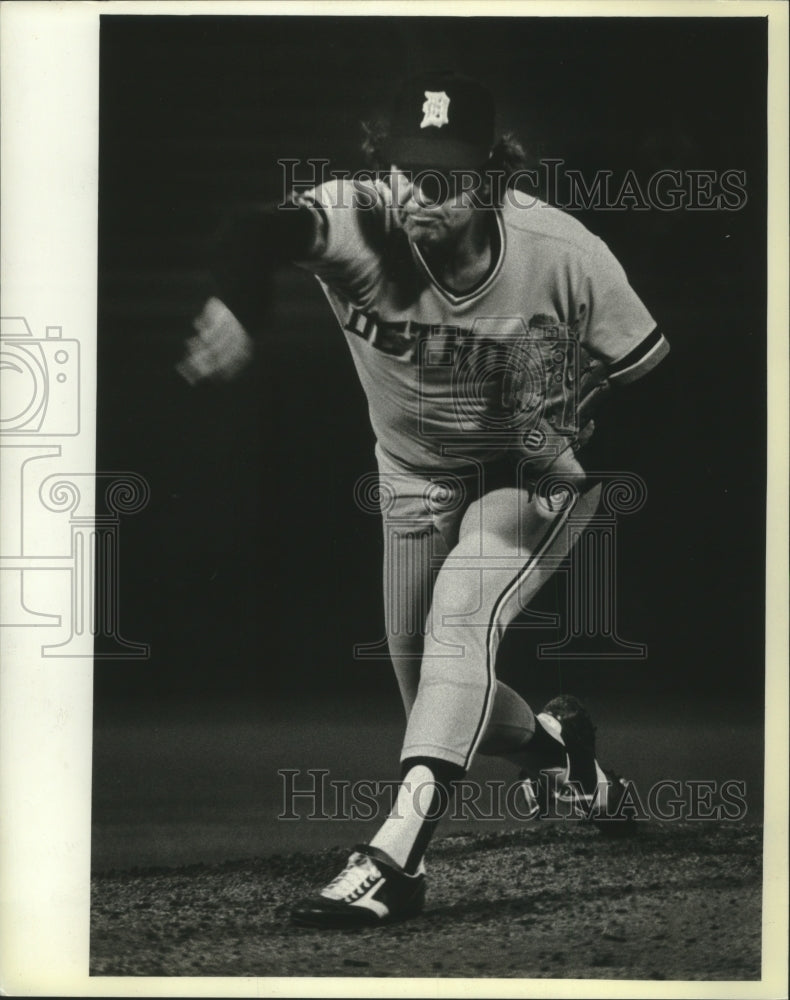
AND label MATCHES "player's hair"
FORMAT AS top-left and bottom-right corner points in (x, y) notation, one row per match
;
(360, 119), (532, 207)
